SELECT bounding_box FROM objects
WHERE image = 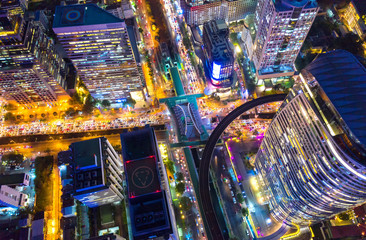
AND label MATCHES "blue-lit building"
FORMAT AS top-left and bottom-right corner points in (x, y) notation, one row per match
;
(71, 137), (124, 208)
(120, 128), (177, 240)
(202, 20), (235, 88)
(255, 50), (366, 225)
